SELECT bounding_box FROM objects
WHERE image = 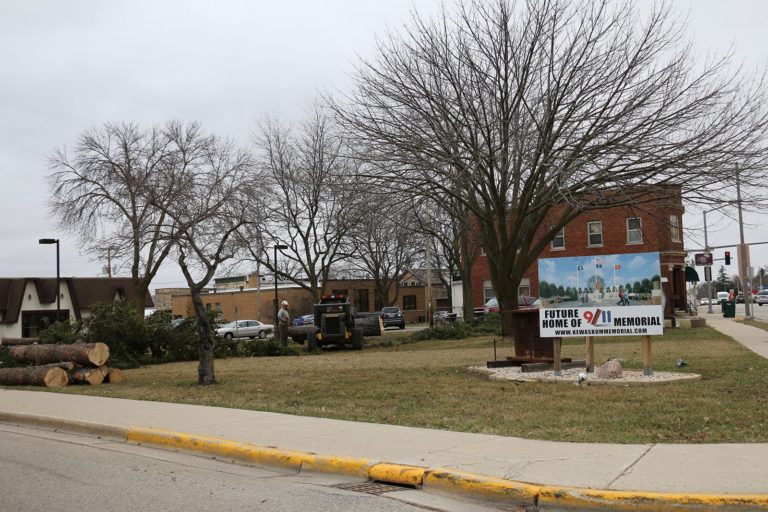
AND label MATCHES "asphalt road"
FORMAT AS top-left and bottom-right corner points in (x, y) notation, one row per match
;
(0, 424), (495, 512)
